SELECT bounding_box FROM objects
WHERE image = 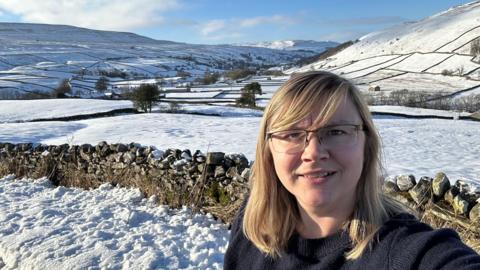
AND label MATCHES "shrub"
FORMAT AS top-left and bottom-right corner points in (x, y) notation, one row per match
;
(99, 69), (128, 79)
(176, 70), (191, 79)
(225, 69), (256, 80)
(260, 70), (285, 76)
(53, 79), (72, 98)
(200, 72), (220, 85)
(128, 84), (160, 113)
(442, 69), (453, 76)
(168, 101), (181, 113)
(470, 38), (480, 56)
(236, 82), (262, 107)
(95, 76), (109, 92)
